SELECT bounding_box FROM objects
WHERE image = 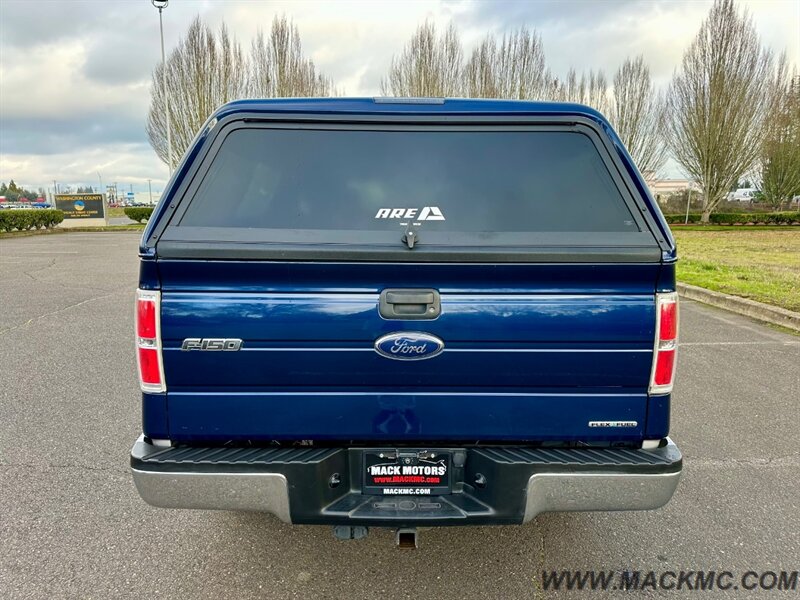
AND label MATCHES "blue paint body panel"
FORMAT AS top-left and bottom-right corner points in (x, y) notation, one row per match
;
(154, 266), (663, 442)
(138, 98), (676, 444)
(142, 392), (168, 439)
(166, 392), (648, 443)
